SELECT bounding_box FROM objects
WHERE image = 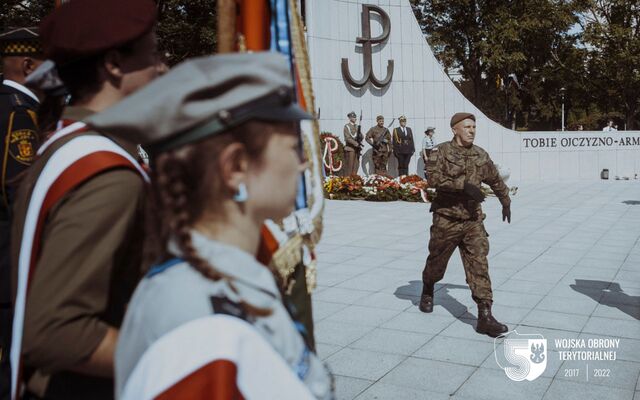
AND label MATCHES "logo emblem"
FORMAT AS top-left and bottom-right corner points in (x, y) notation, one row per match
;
(495, 330), (547, 381)
(341, 4), (394, 89)
(9, 129), (38, 164)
